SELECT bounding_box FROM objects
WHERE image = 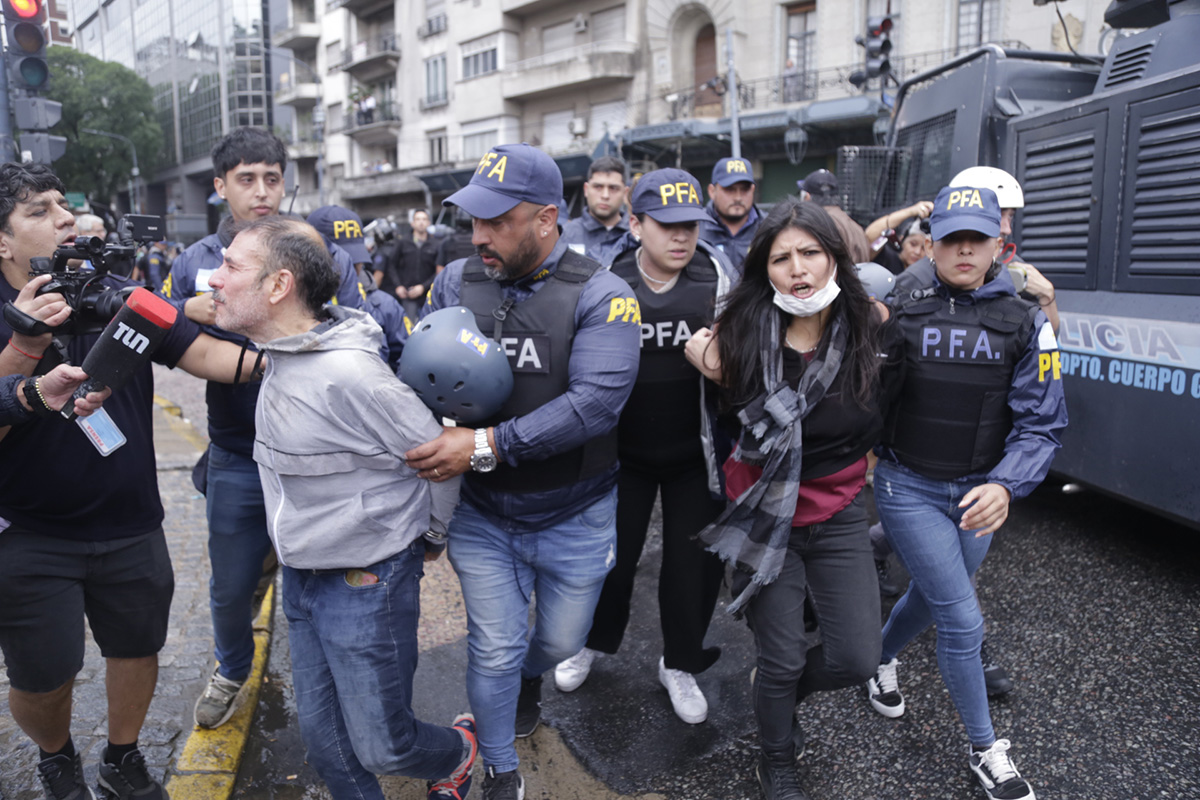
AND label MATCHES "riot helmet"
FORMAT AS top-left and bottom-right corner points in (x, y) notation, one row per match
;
(950, 166), (1024, 209)
(399, 306), (513, 423)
